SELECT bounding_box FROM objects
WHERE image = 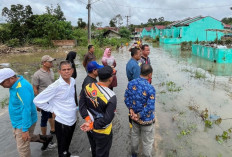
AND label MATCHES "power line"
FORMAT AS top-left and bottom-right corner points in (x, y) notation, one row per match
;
(111, 3), (232, 11)
(91, 0), (103, 4)
(76, 0), (87, 5)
